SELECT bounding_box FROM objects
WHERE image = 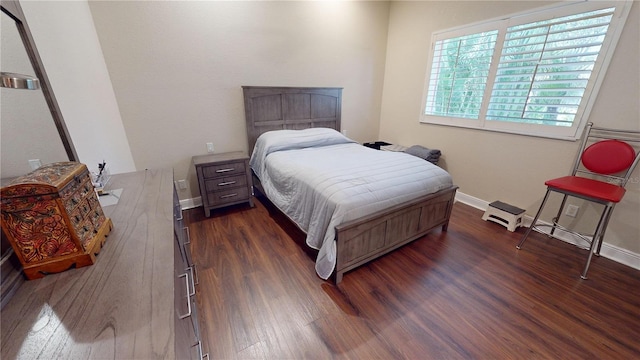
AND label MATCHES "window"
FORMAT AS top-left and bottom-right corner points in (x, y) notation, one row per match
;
(421, 1), (632, 140)
(426, 30), (498, 119)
